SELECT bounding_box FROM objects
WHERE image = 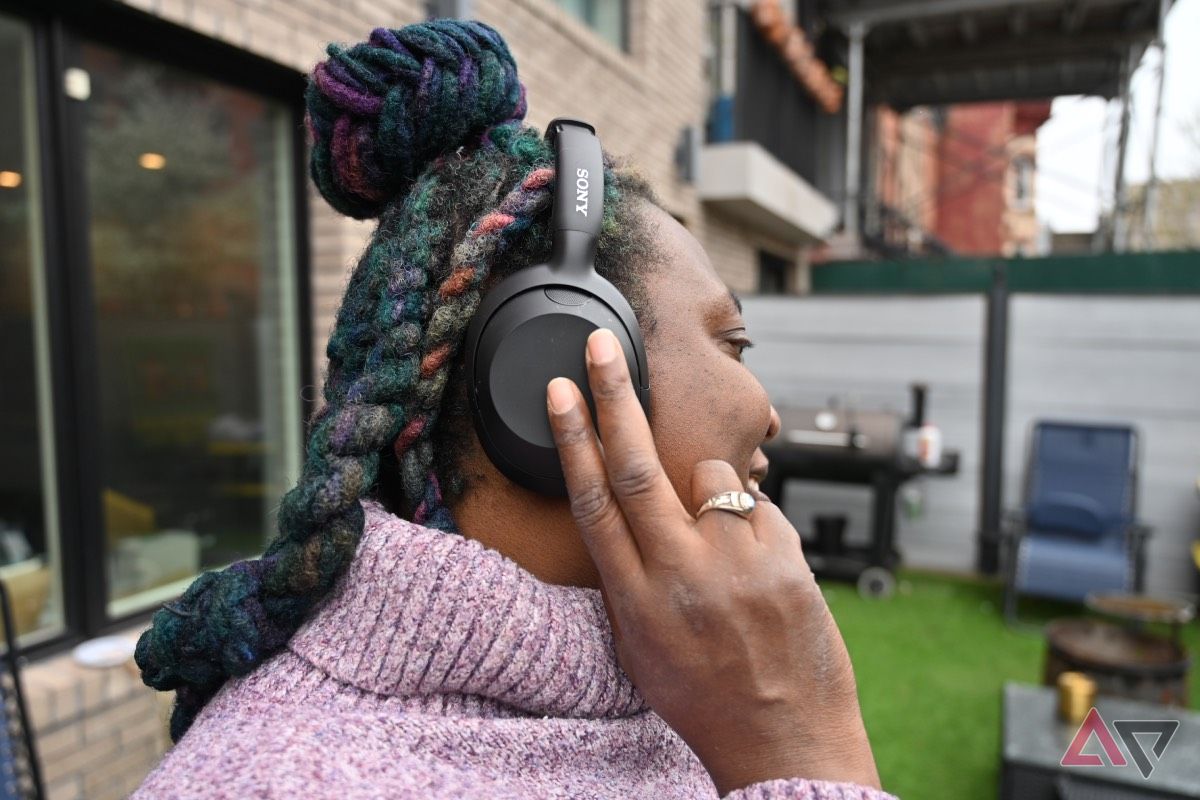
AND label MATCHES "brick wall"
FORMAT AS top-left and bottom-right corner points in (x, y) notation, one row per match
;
(934, 102), (1012, 255)
(874, 101), (1052, 258)
(704, 210), (808, 294)
(25, 626), (171, 800)
(875, 106), (939, 236)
